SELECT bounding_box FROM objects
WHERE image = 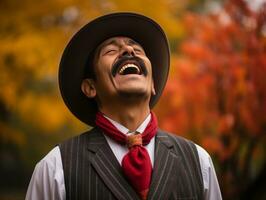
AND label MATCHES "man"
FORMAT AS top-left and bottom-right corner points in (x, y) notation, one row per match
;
(26, 12), (222, 200)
